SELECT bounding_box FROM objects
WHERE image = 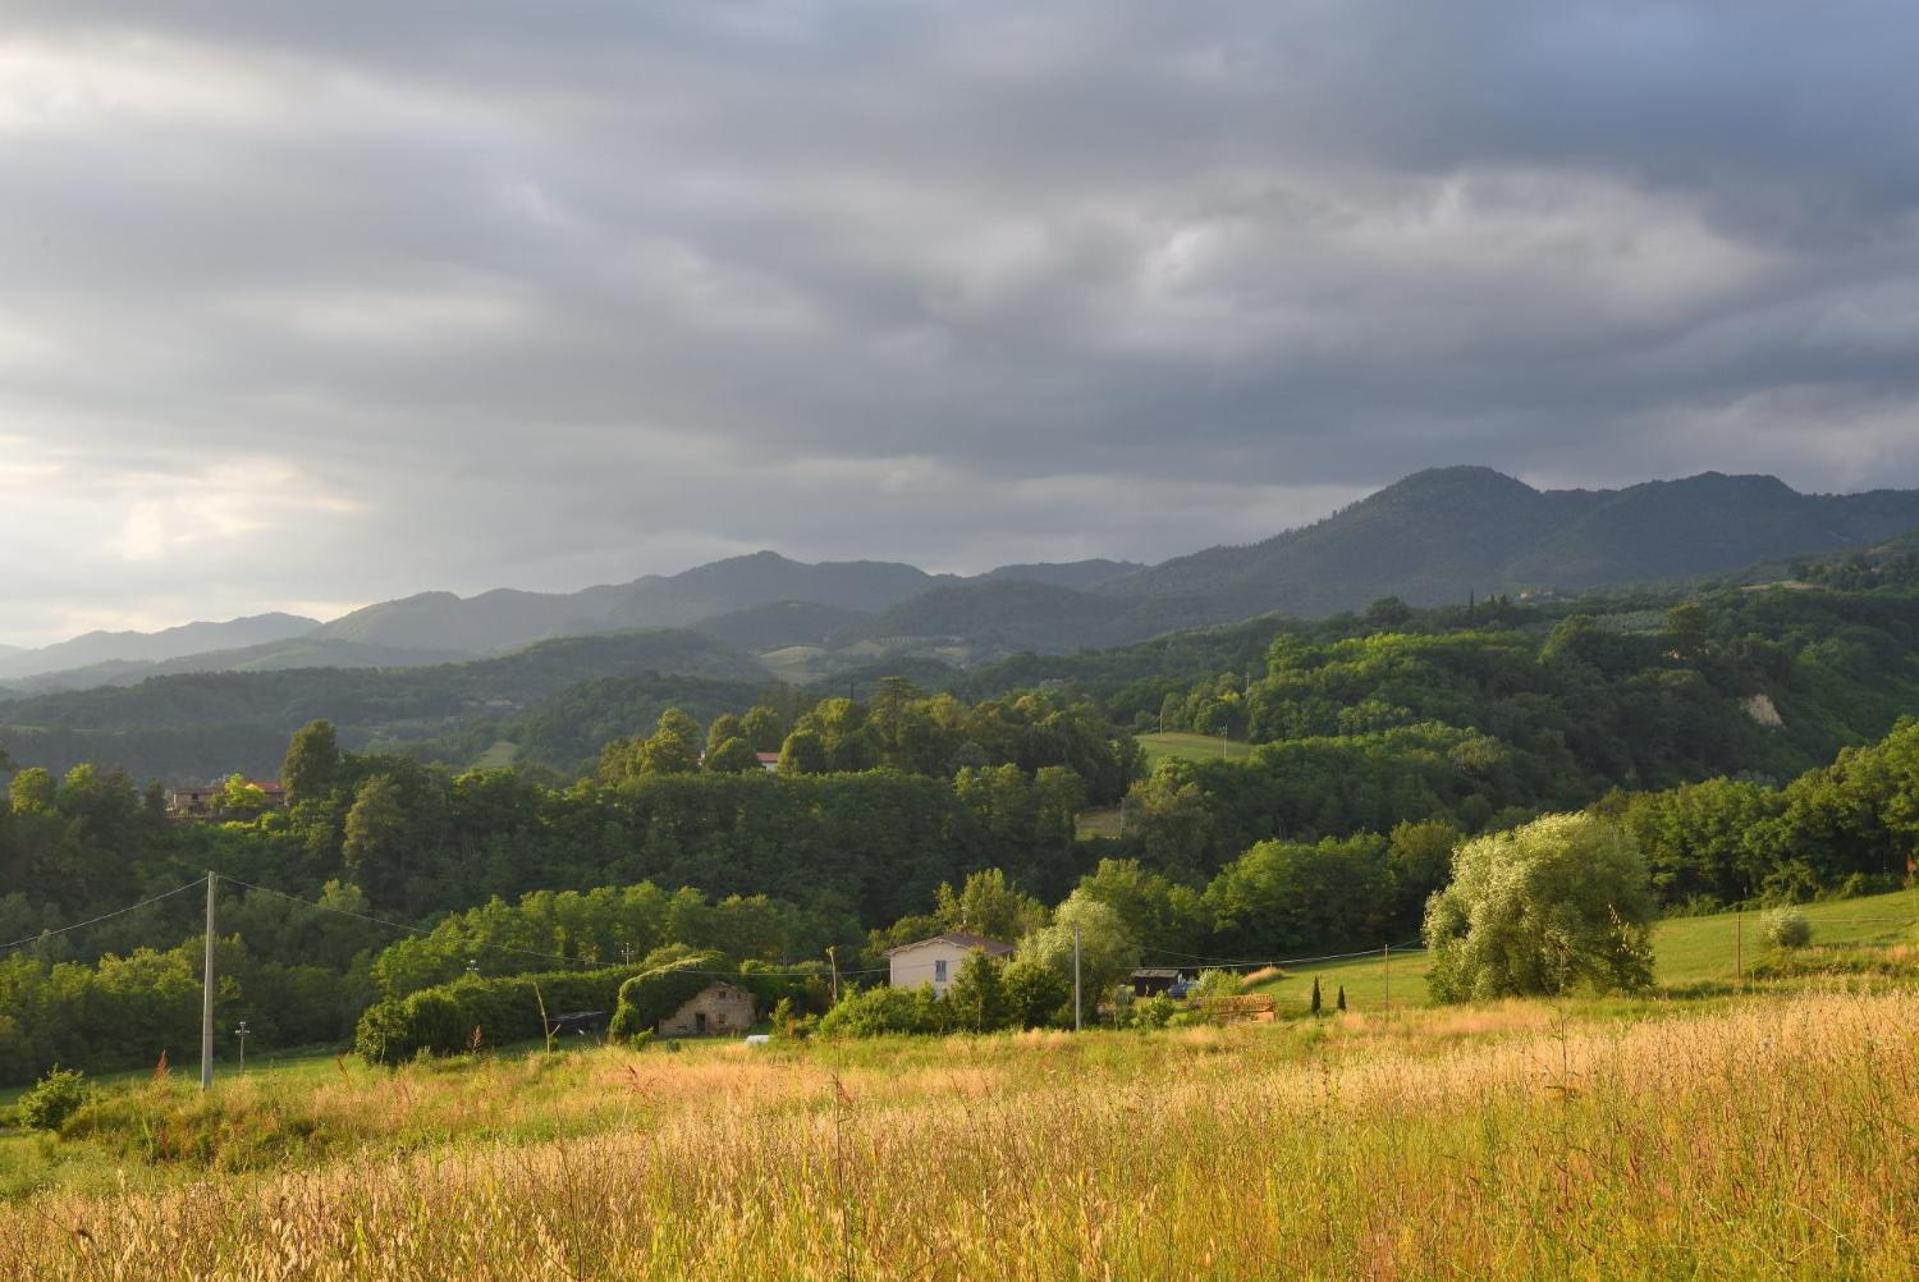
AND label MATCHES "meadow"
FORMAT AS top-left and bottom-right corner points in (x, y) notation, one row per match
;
(1248, 885), (1919, 1012)
(1135, 730), (1255, 768)
(1, 891), (1915, 1279)
(0, 987), (1913, 1279)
